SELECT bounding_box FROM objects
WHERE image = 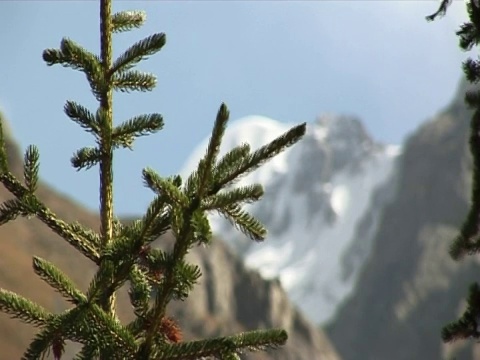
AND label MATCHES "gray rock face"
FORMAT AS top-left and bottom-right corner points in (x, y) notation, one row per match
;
(169, 237), (341, 360)
(327, 78), (480, 360)
(313, 115), (378, 174)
